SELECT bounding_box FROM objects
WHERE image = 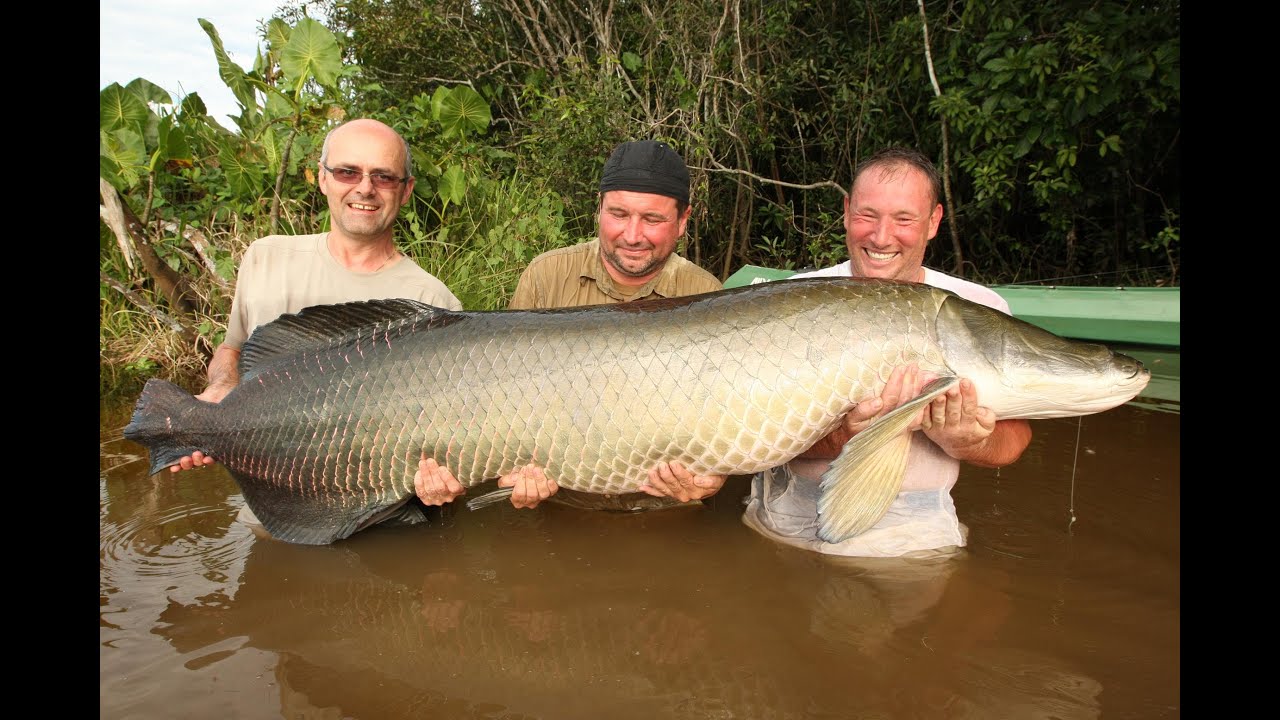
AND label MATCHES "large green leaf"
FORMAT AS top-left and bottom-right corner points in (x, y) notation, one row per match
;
(199, 18), (259, 112)
(218, 147), (265, 196)
(100, 155), (123, 190)
(265, 17), (291, 55)
(125, 78), (173, 106)
(280, 18), (342, 93)
(264, 89), (295, 121)
(436, 86), (491, 138)
(180, 92), (208, 118)
(100, 83), (148, 133)
(438, 165), (467, 205)
(101, 129), (147, 189)
(157, 115), (194, 169)
(261, 125), (281, 174)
